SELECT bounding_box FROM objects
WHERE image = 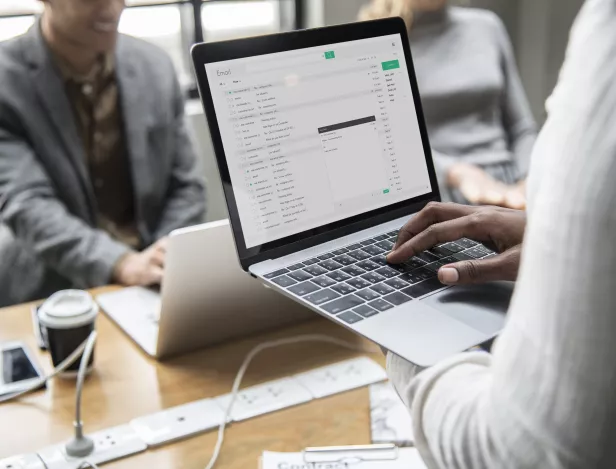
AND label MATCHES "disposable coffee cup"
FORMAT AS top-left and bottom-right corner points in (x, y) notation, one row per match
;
(38, 290), (98, 378)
